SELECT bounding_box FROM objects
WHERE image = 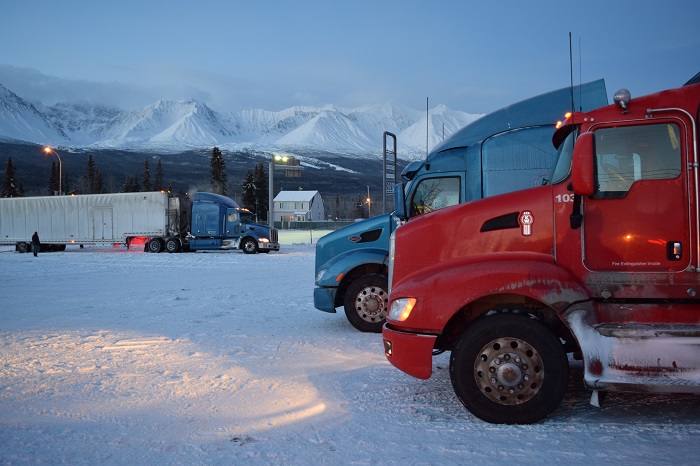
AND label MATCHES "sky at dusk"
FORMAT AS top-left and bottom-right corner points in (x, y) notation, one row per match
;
(1, 0), (698, 114)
